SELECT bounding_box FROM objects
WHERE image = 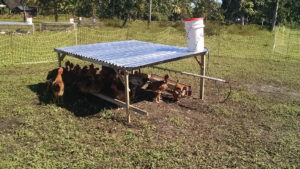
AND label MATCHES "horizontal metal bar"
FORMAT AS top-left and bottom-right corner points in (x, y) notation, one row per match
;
(151, 66), (226, 83)
(151, 74), (191, 87)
